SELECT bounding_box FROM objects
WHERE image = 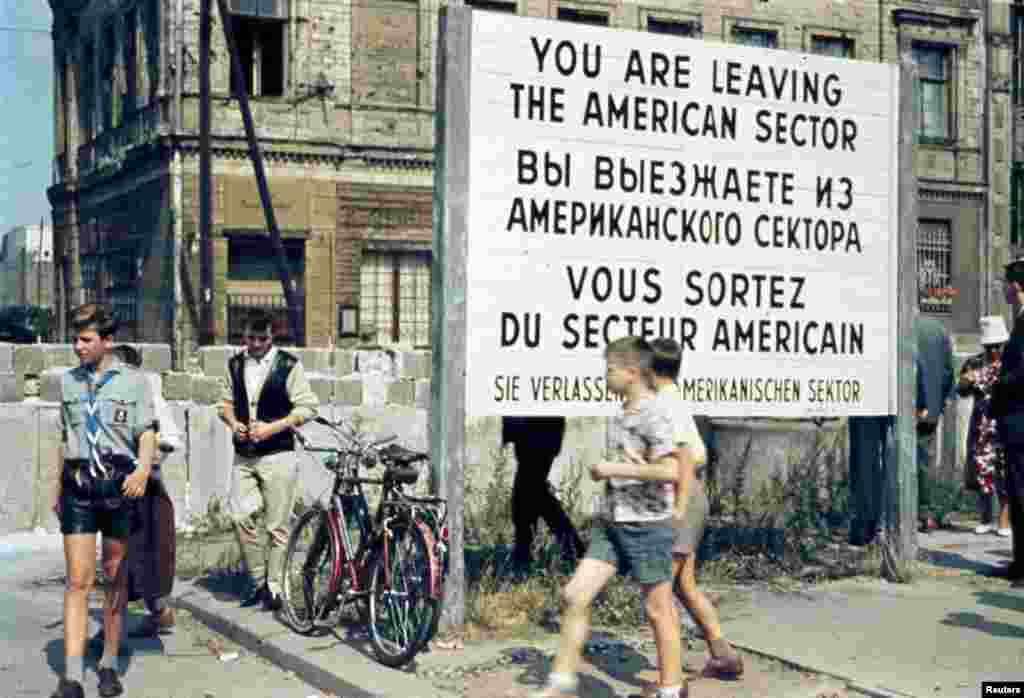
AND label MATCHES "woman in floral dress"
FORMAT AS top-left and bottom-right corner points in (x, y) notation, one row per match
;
(959, 317), (1011, 536)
